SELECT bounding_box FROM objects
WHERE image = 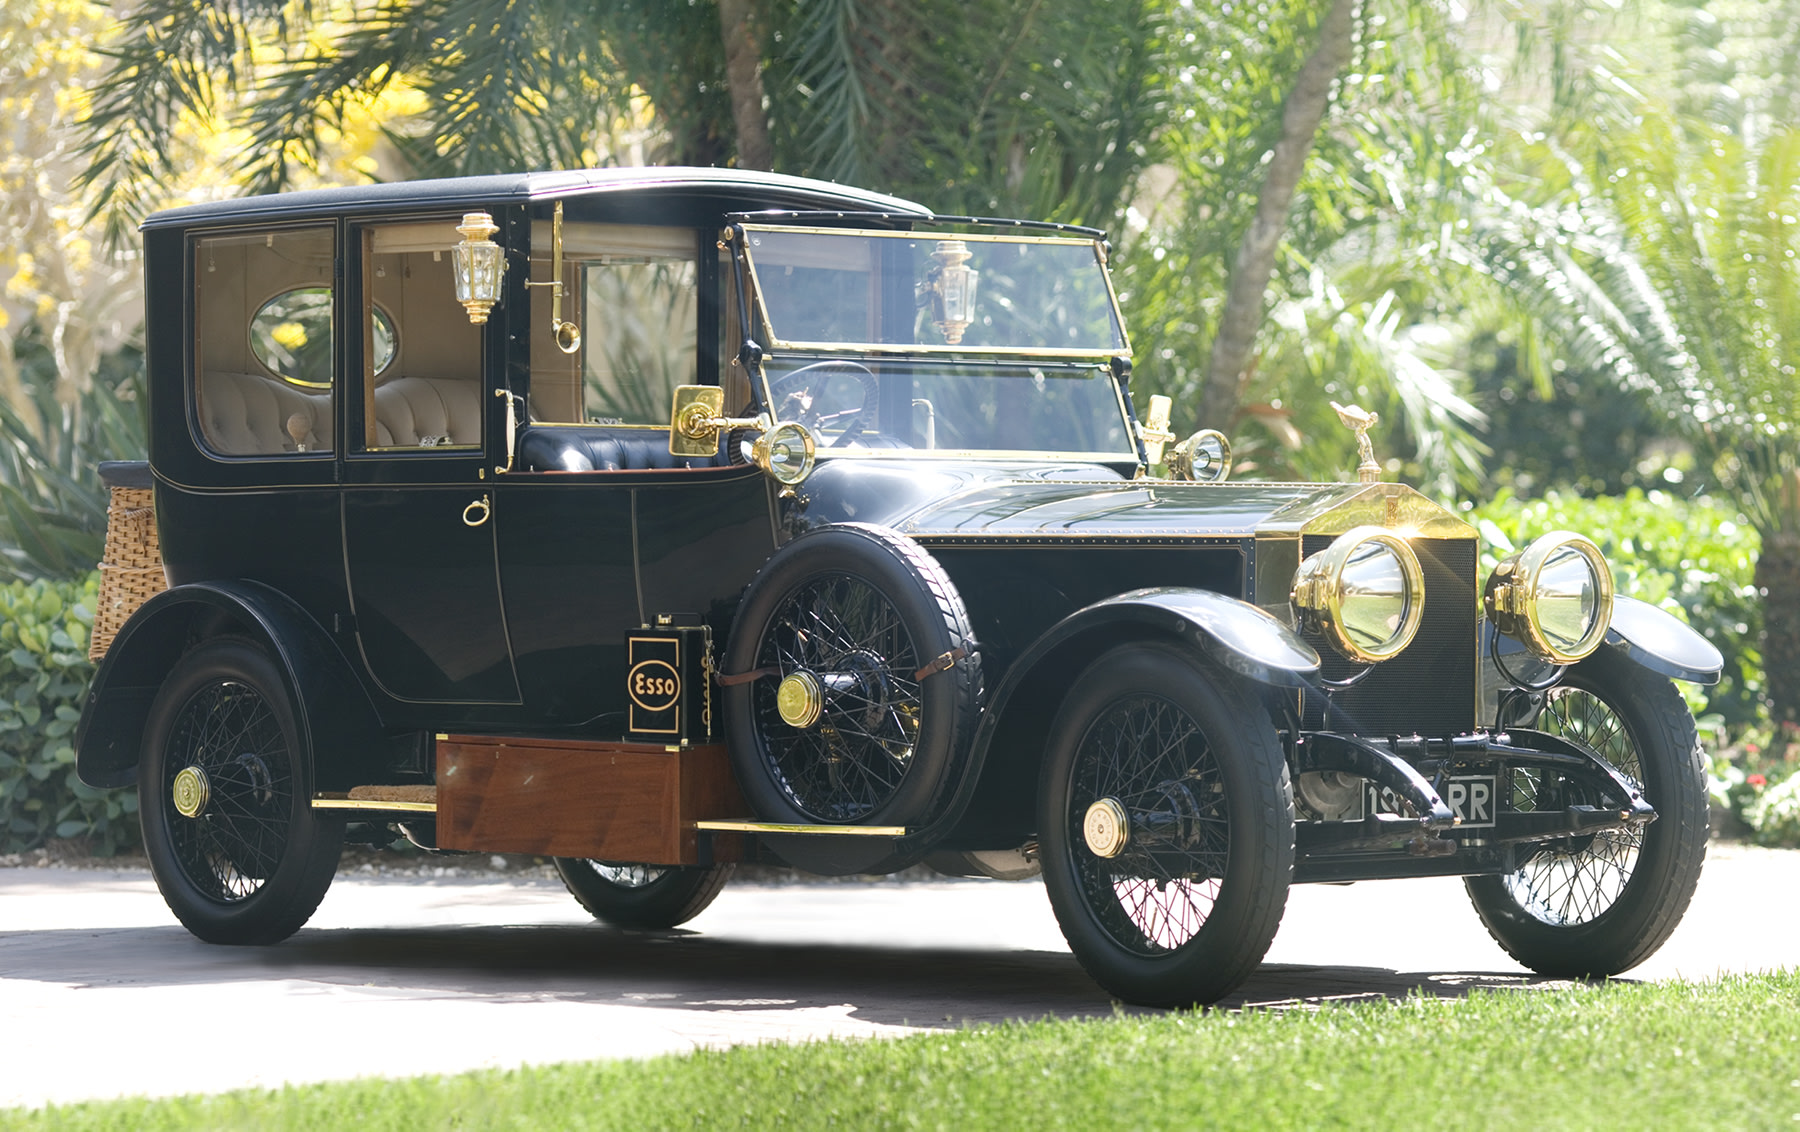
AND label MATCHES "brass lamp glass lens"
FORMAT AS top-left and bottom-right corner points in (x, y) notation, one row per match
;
(1535, 544), (1602, 655)
(1338, 540), (1413, 655)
